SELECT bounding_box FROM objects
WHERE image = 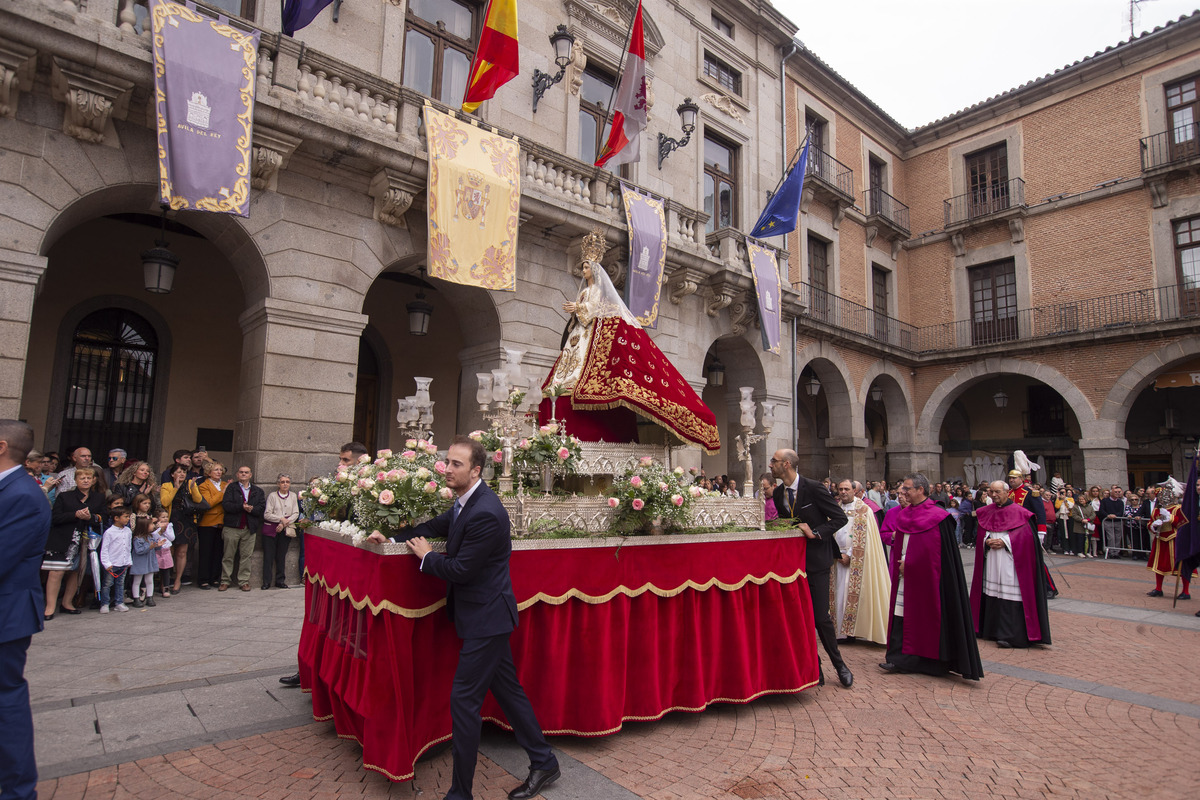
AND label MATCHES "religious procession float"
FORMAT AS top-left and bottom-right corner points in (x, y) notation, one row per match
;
(298, 230), (819, 782)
